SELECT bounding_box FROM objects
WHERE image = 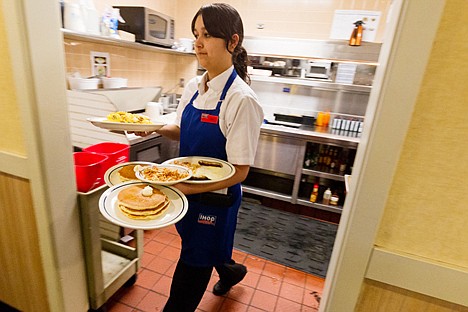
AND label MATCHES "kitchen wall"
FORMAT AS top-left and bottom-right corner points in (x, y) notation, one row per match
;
(63, 37), (198, 93)
(93, 0), (392, 43)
